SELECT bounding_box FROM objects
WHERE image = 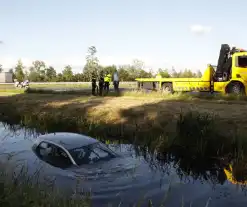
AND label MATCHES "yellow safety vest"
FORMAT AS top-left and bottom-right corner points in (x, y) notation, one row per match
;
(104, 76), (109, 82)
(104, 74), (111, 82)
(107, 74), (111, 82)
